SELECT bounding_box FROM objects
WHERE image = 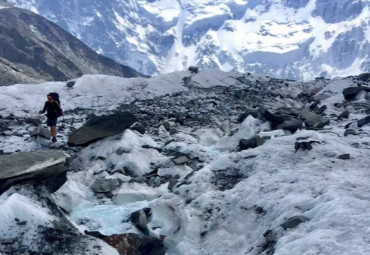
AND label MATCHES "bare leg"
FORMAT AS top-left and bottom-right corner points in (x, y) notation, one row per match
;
(51, 126), (56, 137)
